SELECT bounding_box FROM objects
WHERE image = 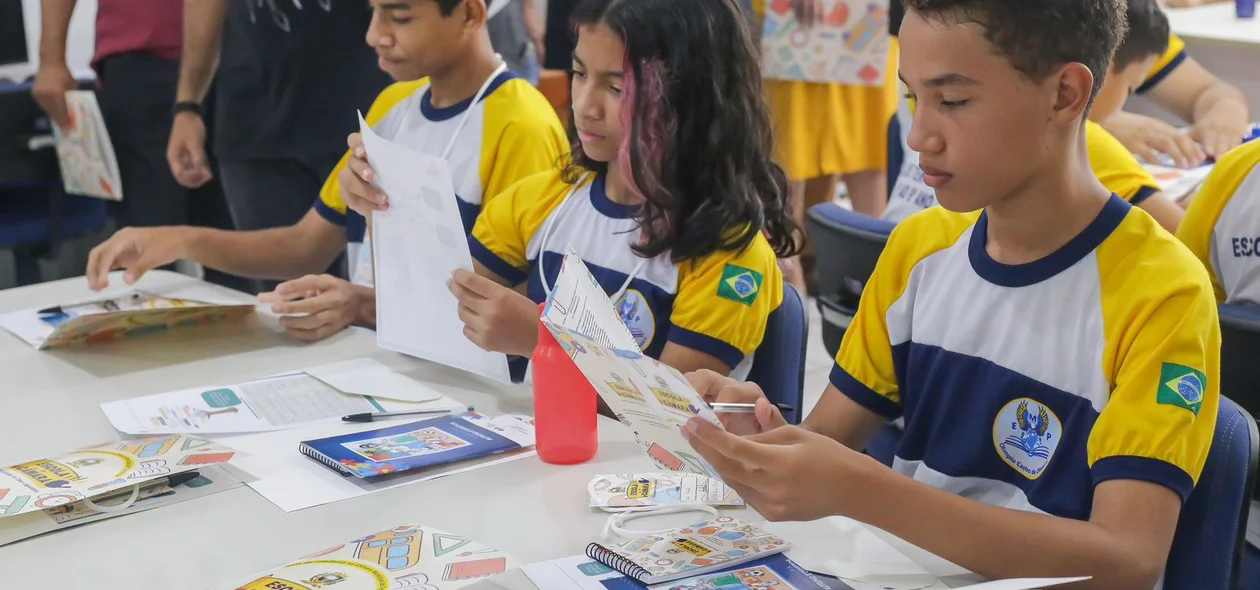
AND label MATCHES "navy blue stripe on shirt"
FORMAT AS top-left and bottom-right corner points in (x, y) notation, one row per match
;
(830, 364), (903, 419)
(469, 237), (529, 286)
(1092, 455), (1195, 505)
(667, 327), (745, 369)
(1137, 50), (1187, 95)
(1130, 186), (1159, 206)
(313, 198), (346, 226)
(420, 71), (519, 121)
